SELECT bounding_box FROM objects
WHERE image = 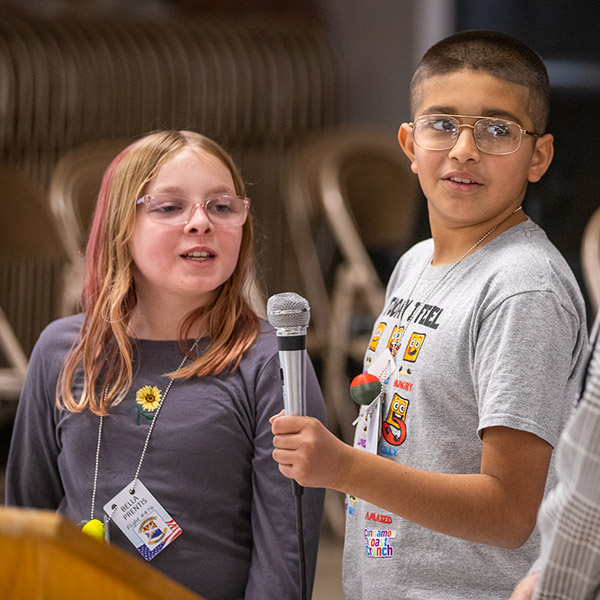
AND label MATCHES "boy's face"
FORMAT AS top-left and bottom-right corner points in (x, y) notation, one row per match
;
(398, 69), (553, 232)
